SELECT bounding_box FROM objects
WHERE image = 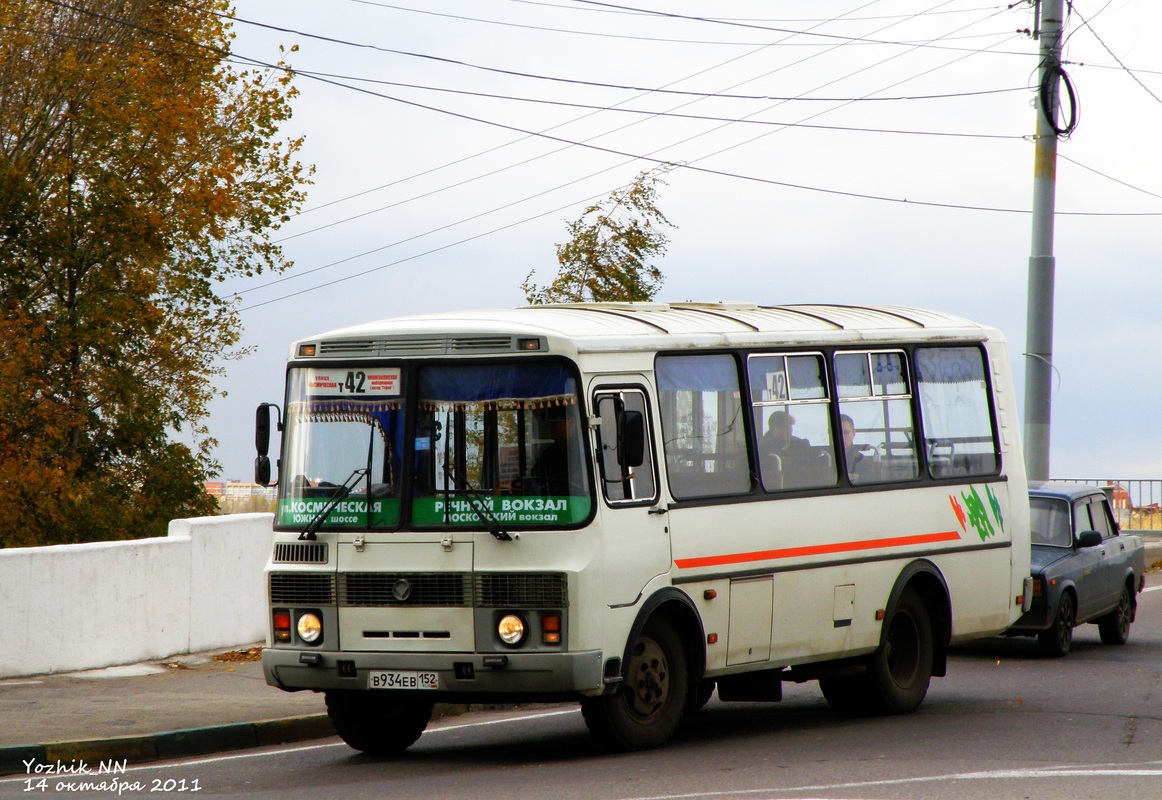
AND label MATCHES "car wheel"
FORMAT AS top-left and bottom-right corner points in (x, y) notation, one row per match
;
(1038, 591), (1074, 657)
(581, 616), (688, 751)
(1098, 584), (1132, 645)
